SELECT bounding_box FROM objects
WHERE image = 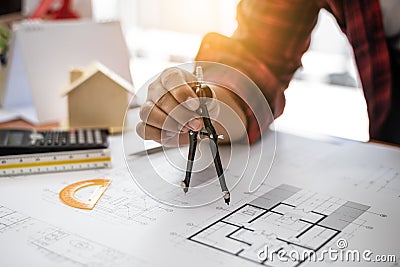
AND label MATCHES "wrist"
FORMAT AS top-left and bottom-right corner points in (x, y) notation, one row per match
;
(210, 84), (248, 143)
